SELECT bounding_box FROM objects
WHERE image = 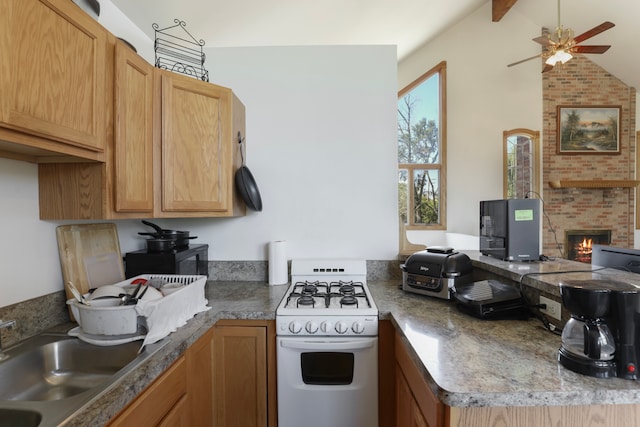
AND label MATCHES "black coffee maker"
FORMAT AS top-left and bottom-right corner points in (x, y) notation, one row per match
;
(558, 279), (640, 379)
